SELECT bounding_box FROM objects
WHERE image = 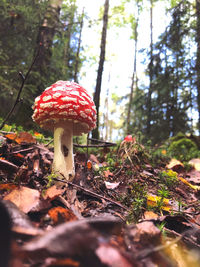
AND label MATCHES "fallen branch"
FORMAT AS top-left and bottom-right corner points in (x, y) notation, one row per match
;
(0, 45), (41, 130)
(74, 137), (117, 148)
